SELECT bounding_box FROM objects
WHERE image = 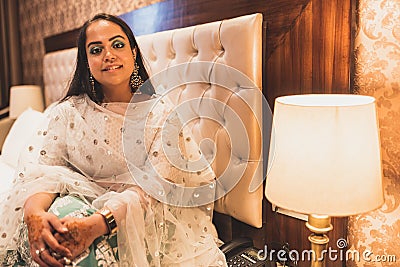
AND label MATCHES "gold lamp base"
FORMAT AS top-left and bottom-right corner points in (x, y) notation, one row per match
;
(306, 214), (333, 267)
